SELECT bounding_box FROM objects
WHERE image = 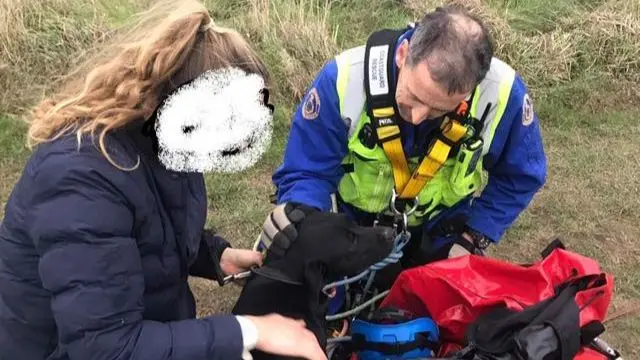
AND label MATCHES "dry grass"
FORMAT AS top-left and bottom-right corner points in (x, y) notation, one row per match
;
(248, 0), (338, 102)
(0, 0), (149, 115)
(575, 1), (640, 80)
(1, 0), (640, 355)
(214, 0), (339, 104)
(402, 0), (640, 103)
(1, 0), (335, 112)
